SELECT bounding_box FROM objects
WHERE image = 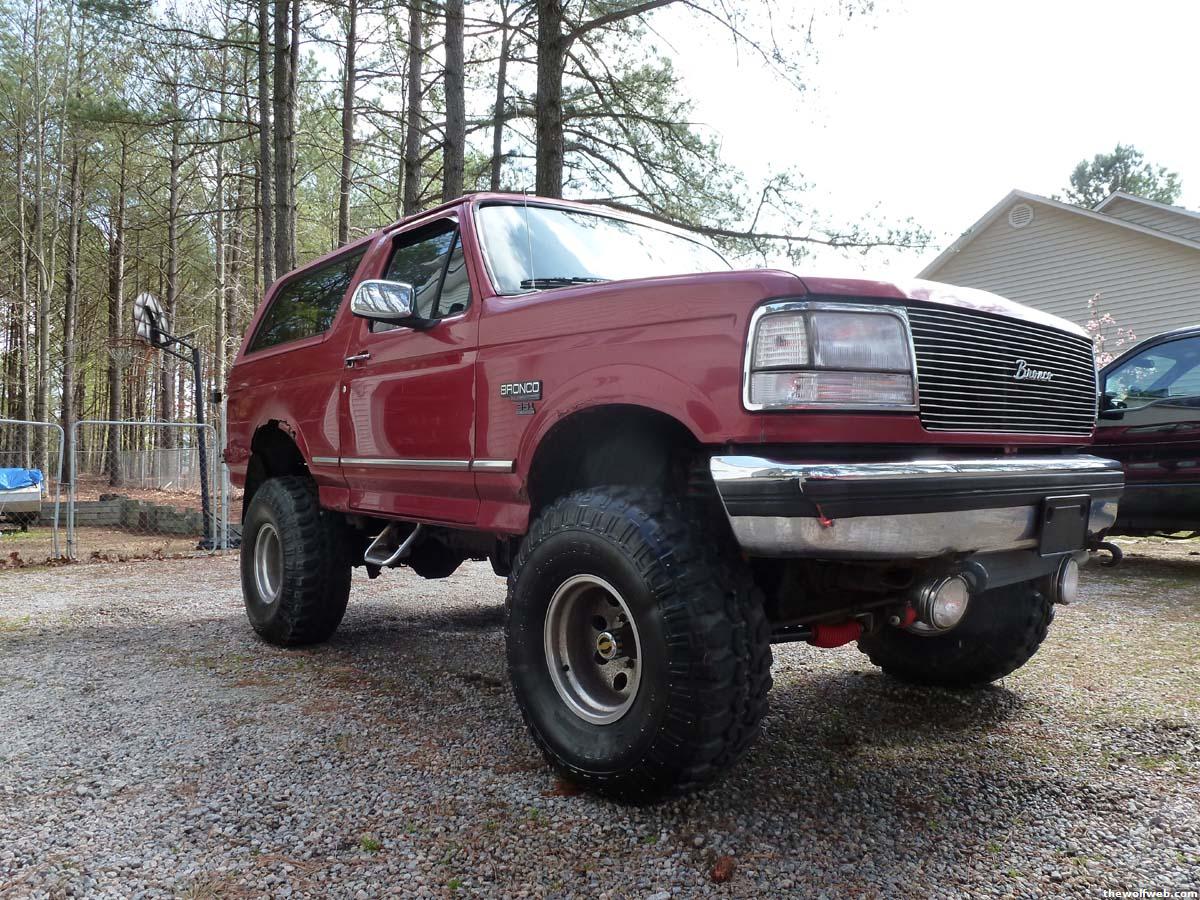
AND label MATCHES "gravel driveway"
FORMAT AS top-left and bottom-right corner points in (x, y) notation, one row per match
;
(1, 541), (1197, 898)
